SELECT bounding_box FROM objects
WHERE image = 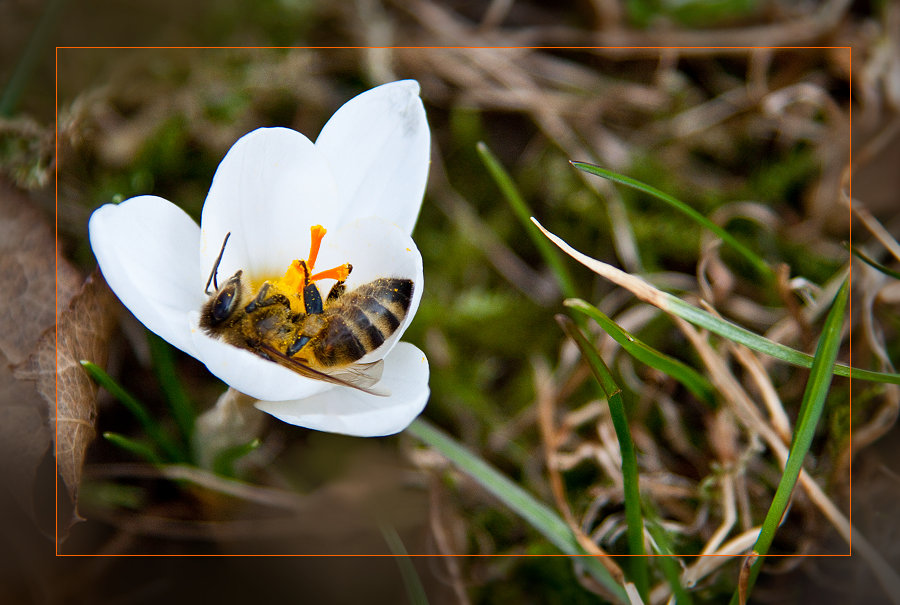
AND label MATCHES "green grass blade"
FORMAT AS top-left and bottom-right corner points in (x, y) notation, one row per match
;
(380, 523), (430, 605)
(103, 431), (164, 464)
(81, 360), (188, 462)
(0, 0), (67, 116)
(645, 518), (693, 605)
(212, 438), (261, 478)
(147, 332), (196, 446)
(636, 290), (895, 384)
(564, 299), (716, 407)
(571, 161), (774, 280)
(477, 141), (580, 298)
(406, 418), (629, 603)
(846, 242), (900, 280)
(731, 277), (849, 604)
(556, 315), (648, 601)
(532, 218), (900, 385)
(82, 481), (146, 511)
